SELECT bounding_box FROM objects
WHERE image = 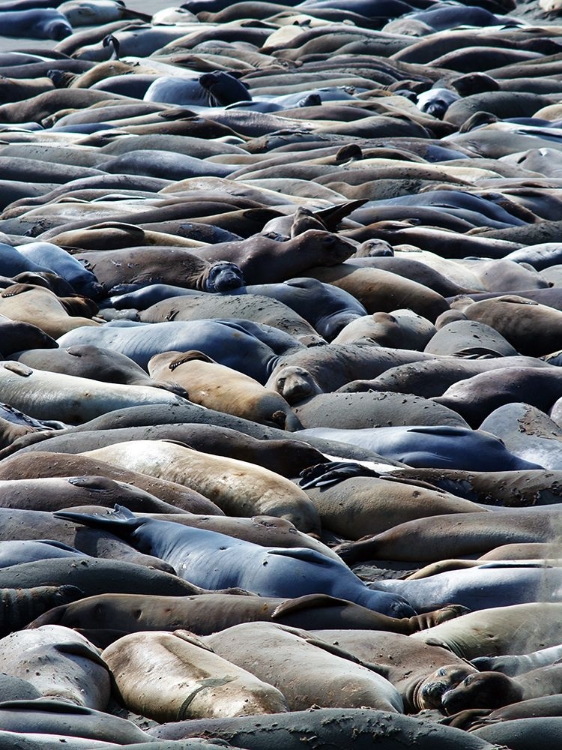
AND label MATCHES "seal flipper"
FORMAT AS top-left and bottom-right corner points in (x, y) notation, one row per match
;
(272, 593), (355, 618)
(54, 504), (142, 531)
